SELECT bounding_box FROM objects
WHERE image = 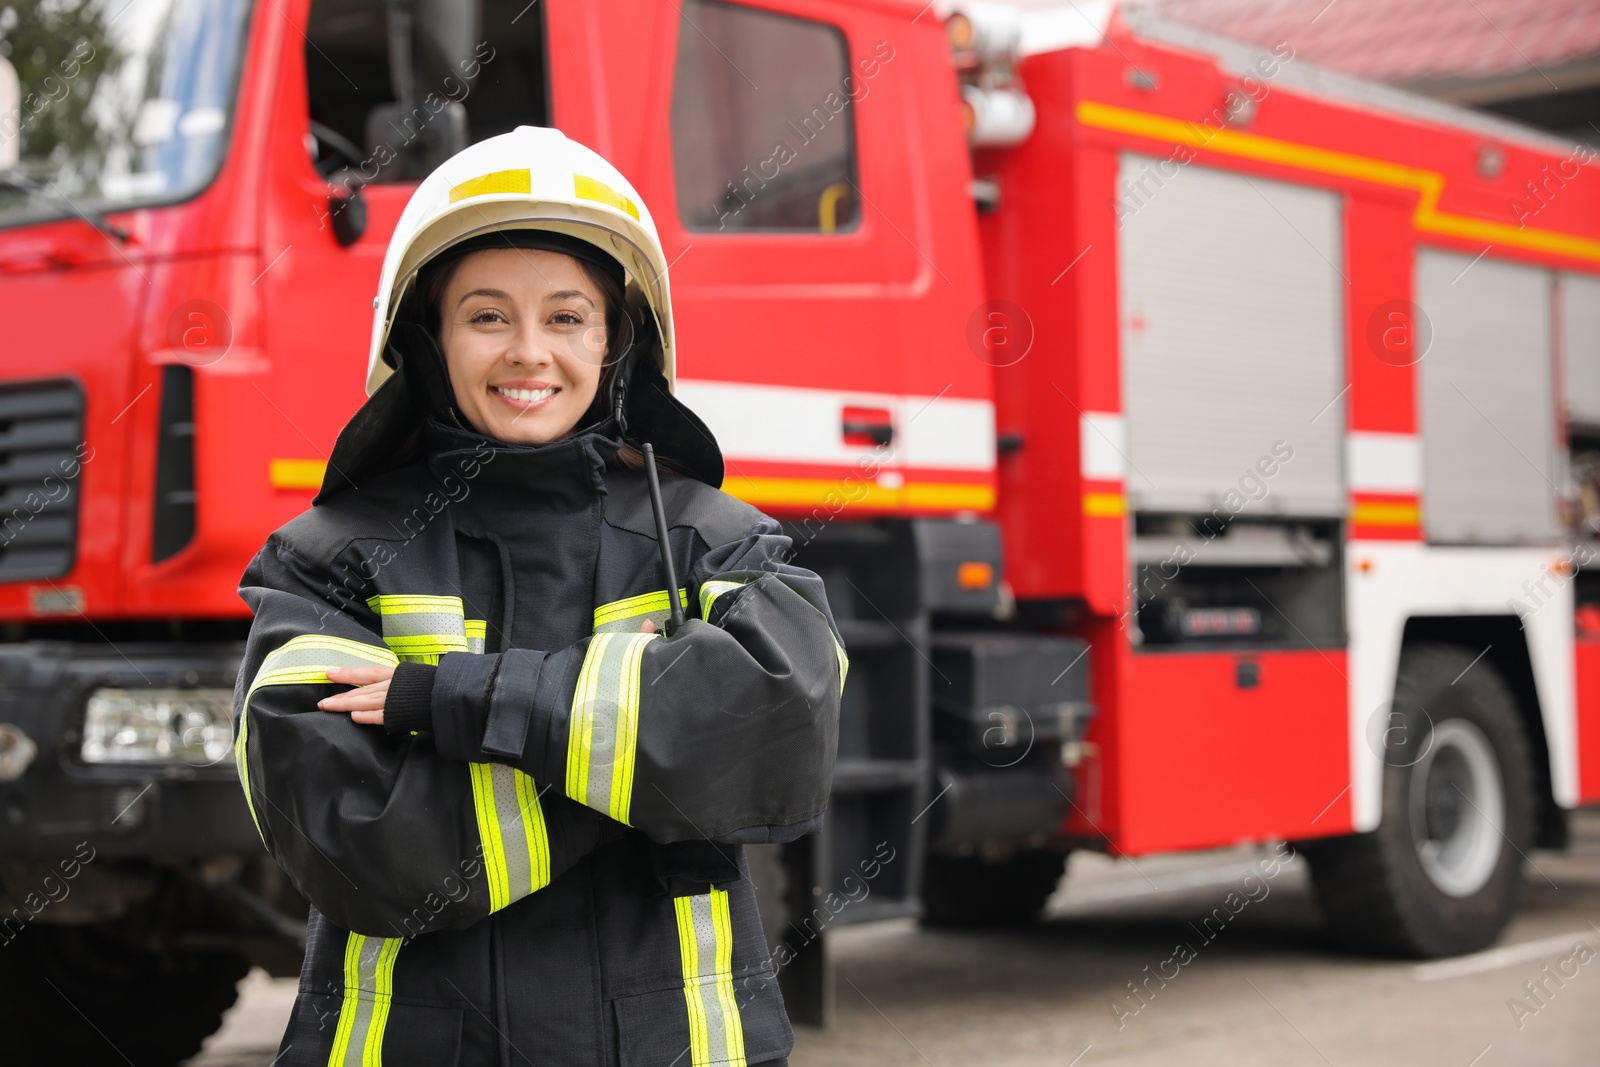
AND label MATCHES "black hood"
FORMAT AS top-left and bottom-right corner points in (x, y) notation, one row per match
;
(313, 310), (724, 505)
